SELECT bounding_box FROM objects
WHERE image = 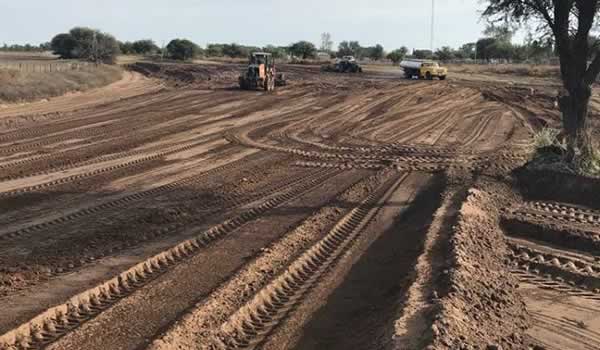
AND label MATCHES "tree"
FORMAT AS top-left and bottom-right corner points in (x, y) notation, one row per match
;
(435, 46), (455, 61)
(337, 41), (352, 57)
(485, 1), (600, 165)
(456, 43), (476, 59)
(131, 40), (159, 55)
(51, 33), (78, 59)
(119, 41), (135, 55)
(387, 47), (408, 65)
(289, 41), (317, 59)
(206, 44), (225, 57)
(337, 41), (363, 58)
(263, 45), (287, 59)
(366, 44), (385, 61)
(413, 49), (433, 59)
(39, 42), (51, 51)
(320, 32), (333, 52)
(51, 27), (119, 64)
(94, 32), (120, 64)
(484, 23), (515, 43)
(476, 37), (511, 61)
(166, 39), (200, 60)
(222, 43), (247, 58)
